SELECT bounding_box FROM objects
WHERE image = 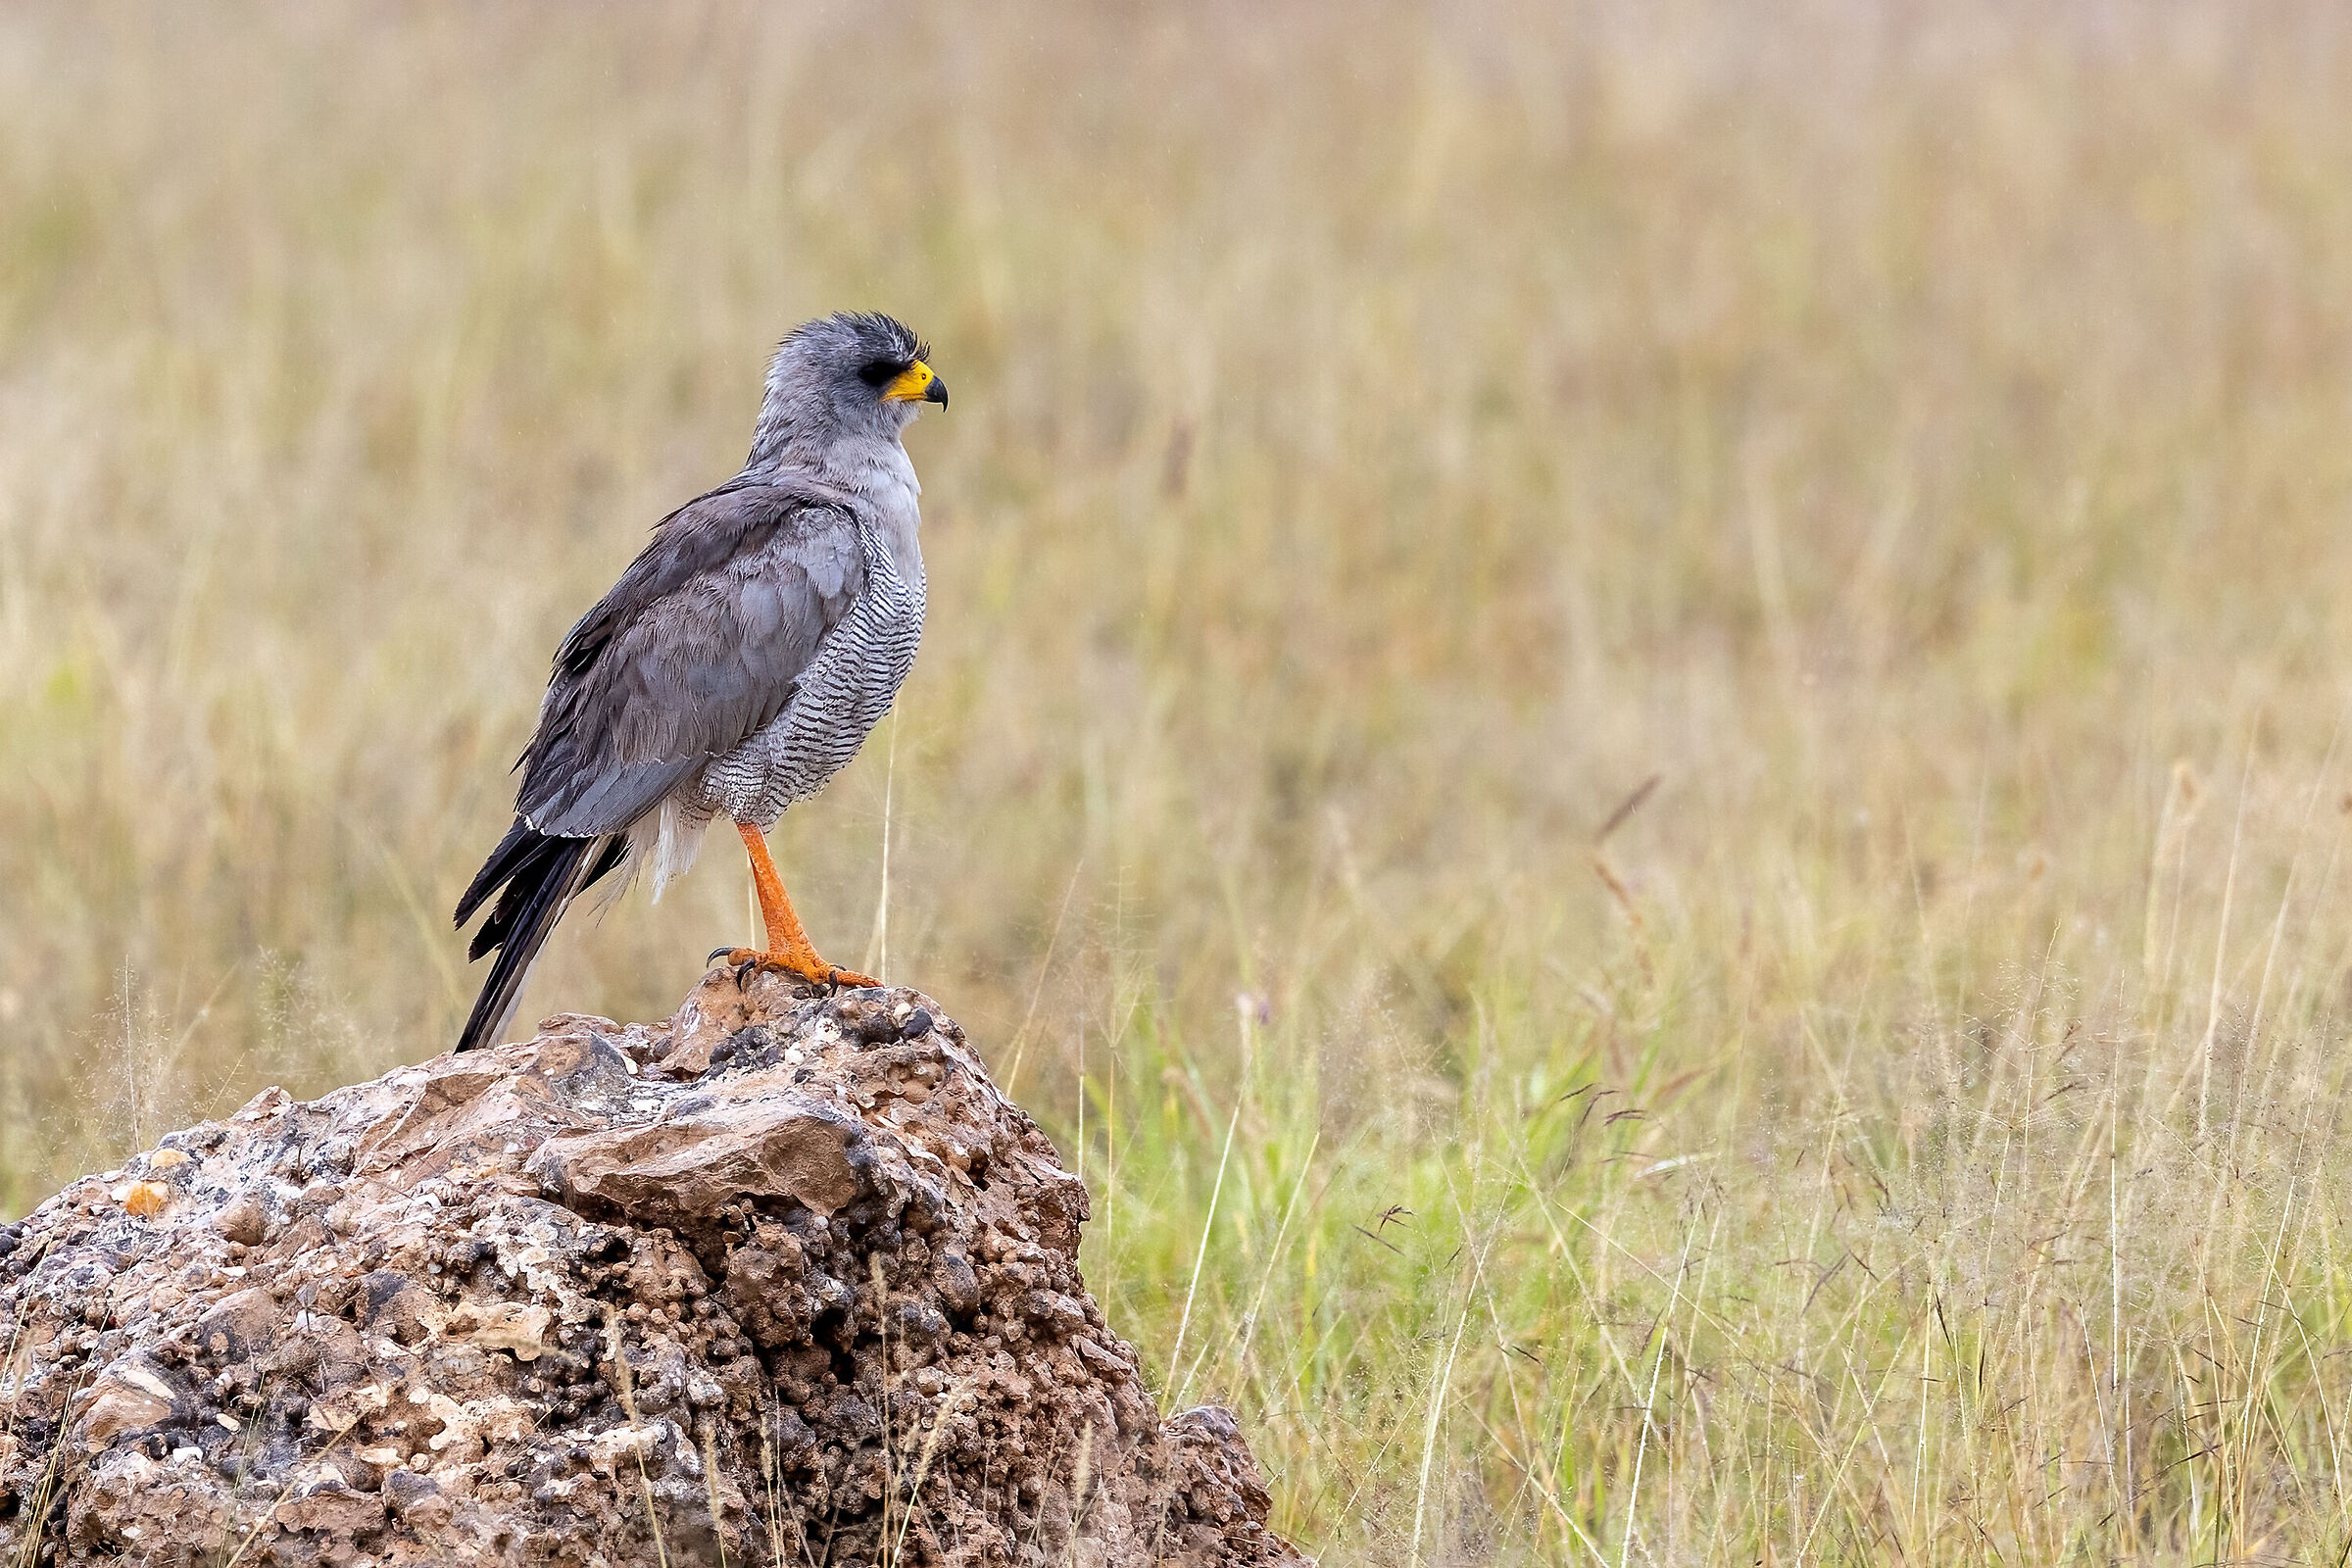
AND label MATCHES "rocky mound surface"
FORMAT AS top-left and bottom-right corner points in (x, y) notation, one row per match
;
(0, 971), (1306, 1567)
